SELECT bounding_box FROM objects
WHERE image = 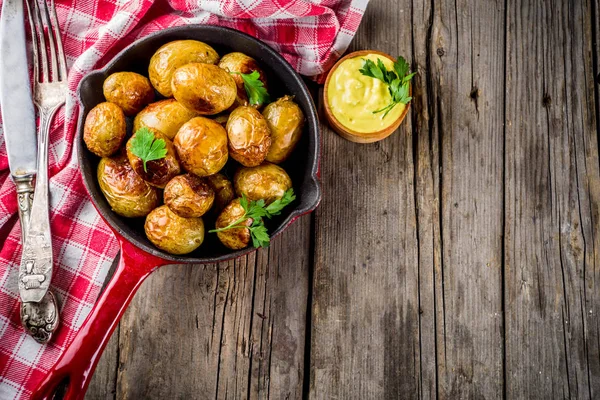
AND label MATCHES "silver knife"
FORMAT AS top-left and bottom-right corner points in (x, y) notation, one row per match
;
(0, 0), (39, 300)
